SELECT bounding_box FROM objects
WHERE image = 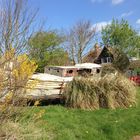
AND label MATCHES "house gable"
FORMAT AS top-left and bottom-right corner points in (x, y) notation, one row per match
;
(94, 47), (114, 64)
(83, 45), (114, 64)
